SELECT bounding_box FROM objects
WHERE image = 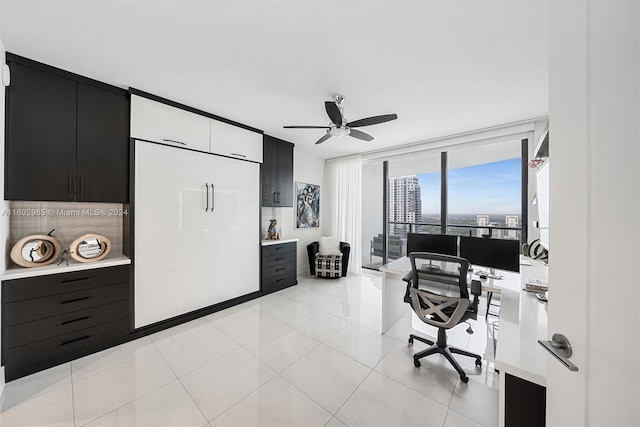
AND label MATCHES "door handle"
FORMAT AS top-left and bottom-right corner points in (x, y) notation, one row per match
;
(276, 192), (281, 204)
(162, 138), (187, 146)
(538, 333), (579, 372)
(205, 183), (209, 212)
(273, 192), (277, 204)
(211, 184), (215, 211)
(68, 173), (74, 197)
